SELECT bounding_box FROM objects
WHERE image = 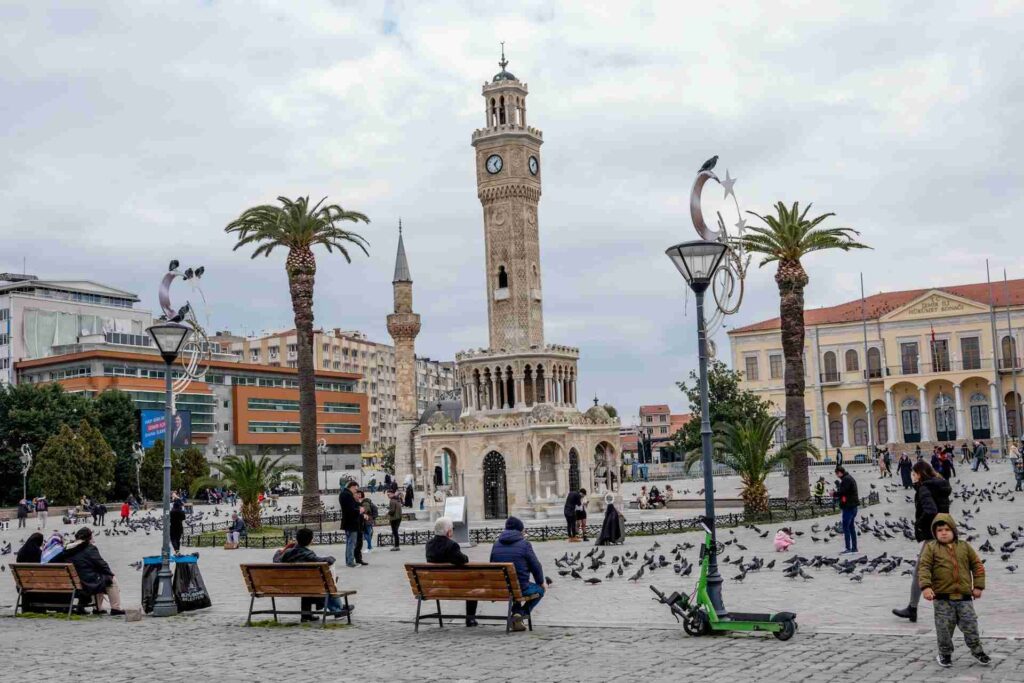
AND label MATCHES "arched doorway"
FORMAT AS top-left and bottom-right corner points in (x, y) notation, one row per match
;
(482, 451), (508, 520)
(934, 394), (956, 441)
(568, 448), (580, 492)
(900, 396), (921, 443)
(969, 392), (990, 439)
(538, 441), (560, 500)
(593, 442), (616, 492)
